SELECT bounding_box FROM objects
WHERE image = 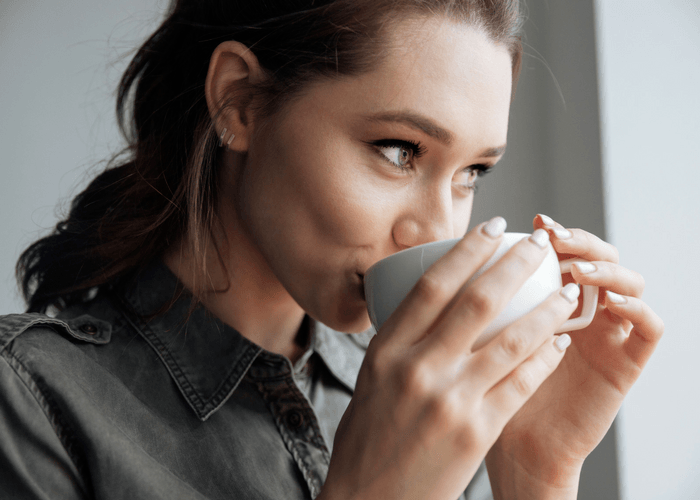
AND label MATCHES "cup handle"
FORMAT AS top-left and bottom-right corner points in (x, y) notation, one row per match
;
(555, 258), (599, 333)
